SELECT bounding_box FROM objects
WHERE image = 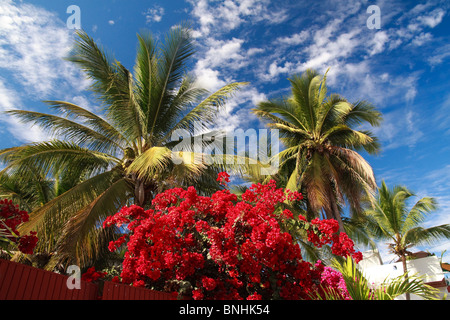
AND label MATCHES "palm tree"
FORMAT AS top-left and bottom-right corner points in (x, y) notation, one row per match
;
(0, 169), (52, 212)
(0, 26), (247, 269)
(252, 69), (382, 232)
(363, 180), (450, 299)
